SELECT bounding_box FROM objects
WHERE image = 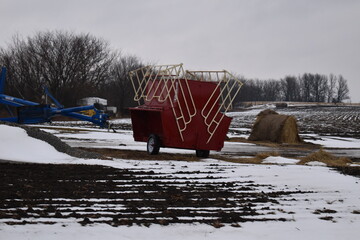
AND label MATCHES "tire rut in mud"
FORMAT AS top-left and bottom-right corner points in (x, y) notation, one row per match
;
(0, 162), (306, 227)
